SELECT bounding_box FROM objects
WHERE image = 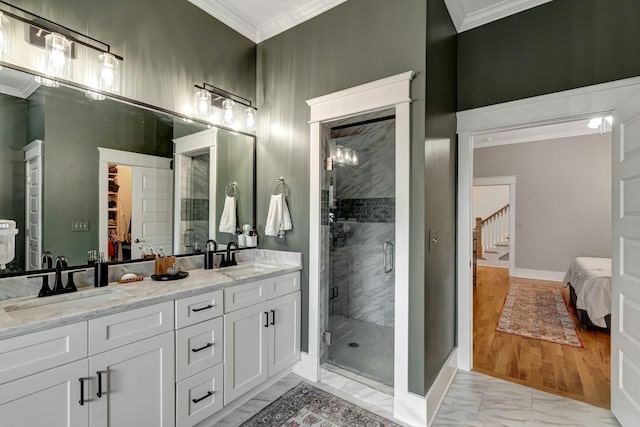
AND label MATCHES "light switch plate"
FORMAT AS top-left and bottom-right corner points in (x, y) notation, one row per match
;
(71, 220), (89, 232)
(429, 229), (438, 252)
